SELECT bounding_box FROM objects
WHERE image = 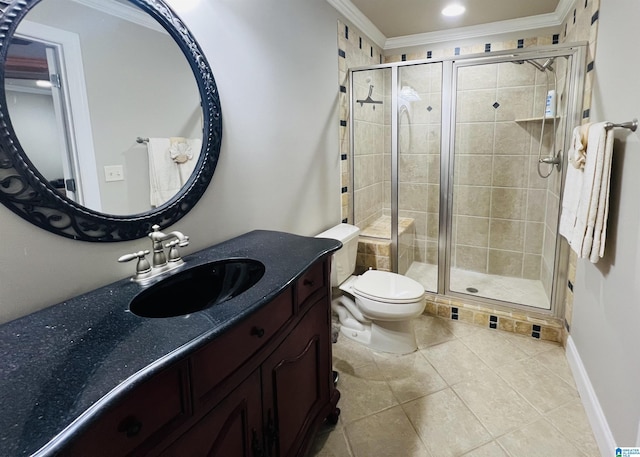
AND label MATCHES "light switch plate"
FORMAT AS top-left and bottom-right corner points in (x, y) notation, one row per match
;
(104, 165), (124, 182)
